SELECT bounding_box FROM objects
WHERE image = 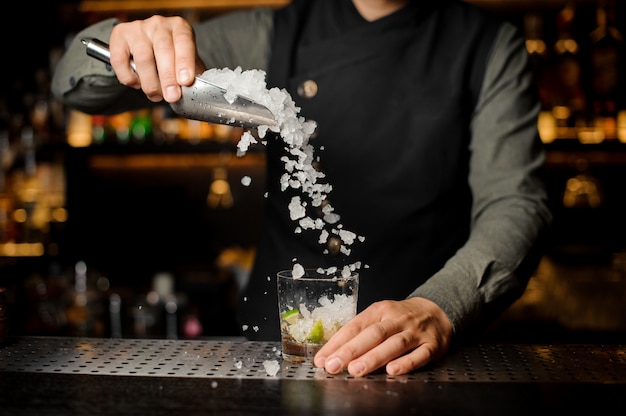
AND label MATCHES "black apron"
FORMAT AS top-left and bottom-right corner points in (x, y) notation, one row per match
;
(238, 0), (501, 340)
